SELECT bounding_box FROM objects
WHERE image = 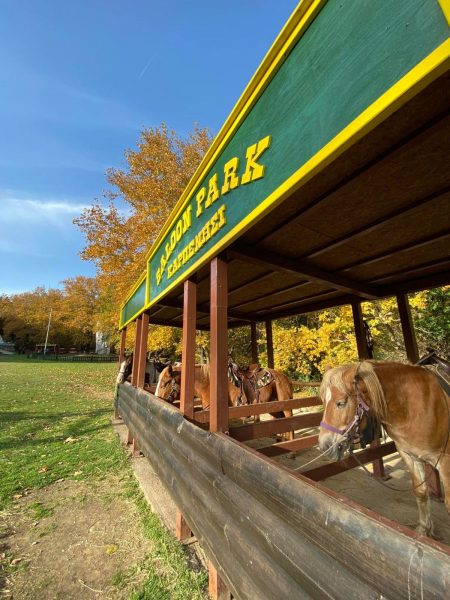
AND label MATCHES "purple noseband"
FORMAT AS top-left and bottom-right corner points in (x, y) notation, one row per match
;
(320, 391), (370, 443)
